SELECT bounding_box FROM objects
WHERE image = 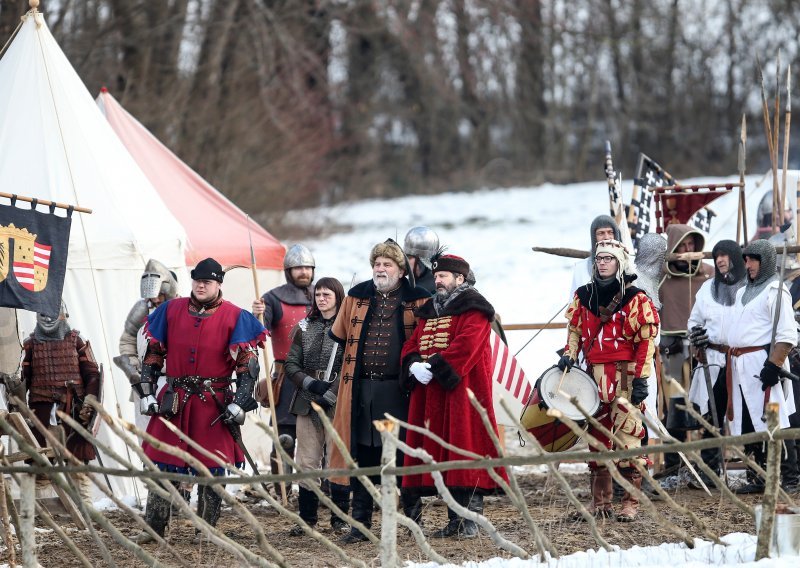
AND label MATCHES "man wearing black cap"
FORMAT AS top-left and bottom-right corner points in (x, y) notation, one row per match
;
(400, 253), (507, 538)
(133, 258), (267, 543)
